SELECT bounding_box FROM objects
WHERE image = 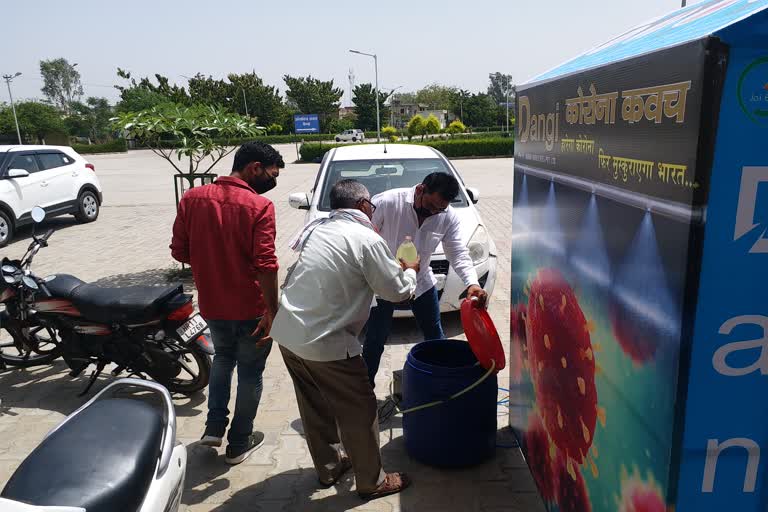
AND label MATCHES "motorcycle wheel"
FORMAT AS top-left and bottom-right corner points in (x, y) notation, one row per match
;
(0, 325), (62, 367)
(155, 342), (211, 395)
